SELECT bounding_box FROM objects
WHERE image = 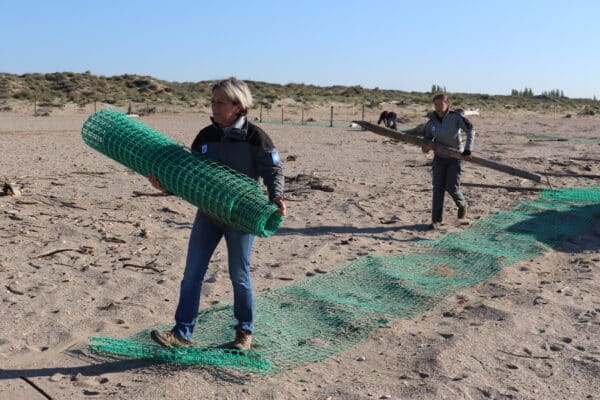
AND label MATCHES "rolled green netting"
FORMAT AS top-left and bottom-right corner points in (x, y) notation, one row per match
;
(81, 109), (282, 237)
(88, 187), (600, 375)
(88, 336), (272, 372)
